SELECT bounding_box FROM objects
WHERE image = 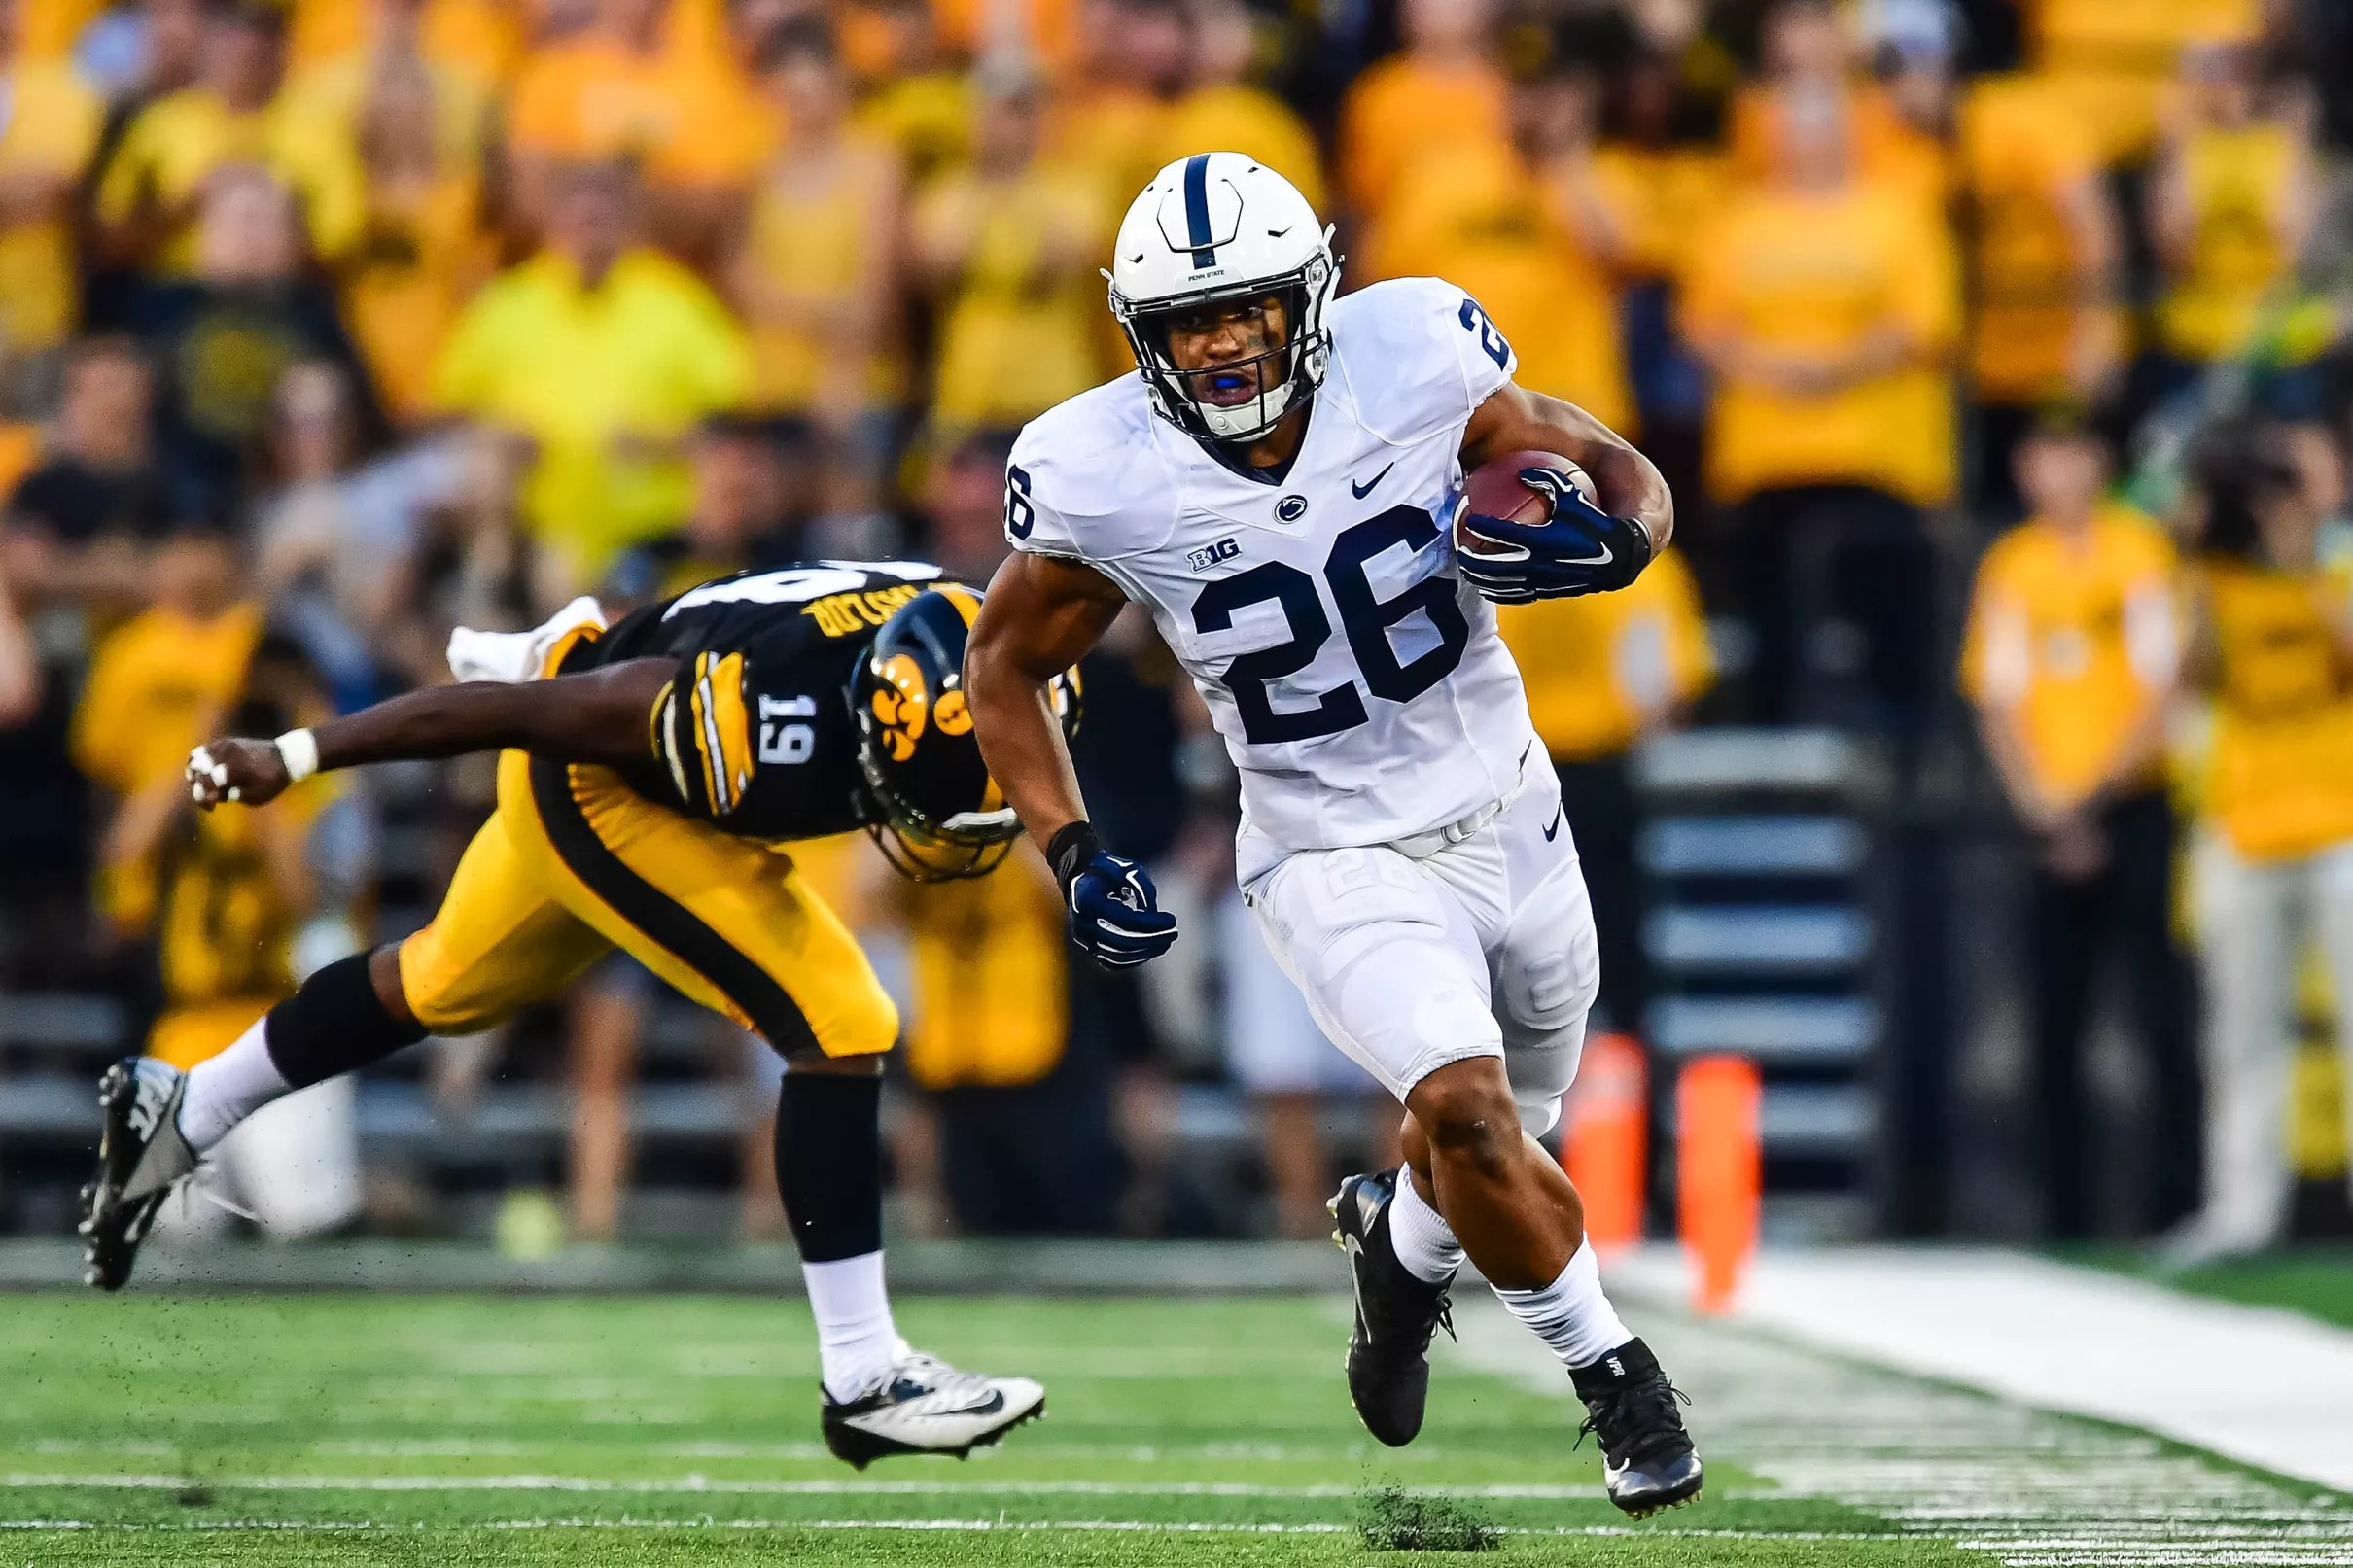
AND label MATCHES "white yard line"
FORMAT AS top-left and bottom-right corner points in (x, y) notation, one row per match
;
(1606, 1246), (2353, 1494)
(0, 1516), (1899, 1540)
(1450, 1295), (2353, 1568)
(0, 1470), (1650, 1501)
